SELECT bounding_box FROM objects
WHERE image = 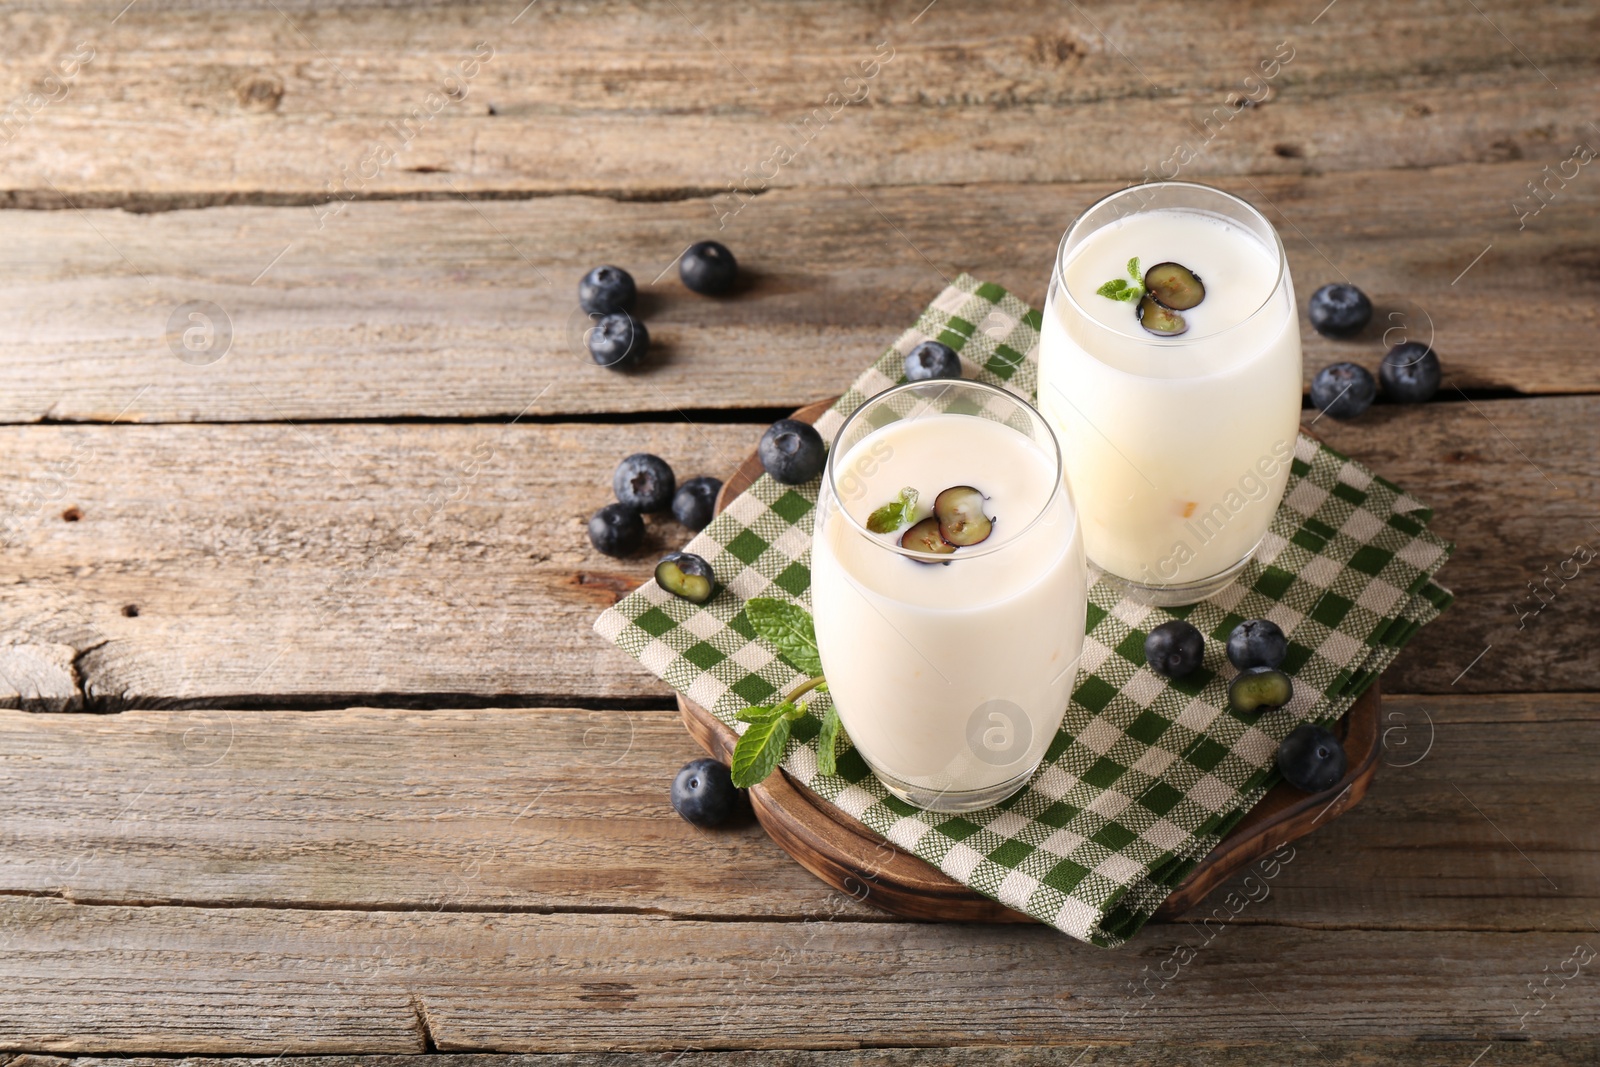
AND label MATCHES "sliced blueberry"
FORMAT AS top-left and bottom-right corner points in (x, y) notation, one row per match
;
(1144, 262), (1205, 311)
(904, 341), (962, 382)
(1308, 283), (1372, 338)
(1228, 666), (1293, 715)
(933, 485), (992, 547)
(1379, 342), (1442, 403)
(587, 502), (643, 558)
(671, 757), (740, 827)
(578, 265), (637, 315)
(1227, 618), (1288, 670)
(655, 551), (716, 604)
(613, 453), (676, 513)
(588, 312), (649, 370)
(679, 240), (738, 295)
(1137, 294), (1188, 336)
(758, 419), (826, 484)
(1144, 620), (1204, 679)
(900, 516), (956, 559)
(672, 475), (722, 531)
(1310, 362), (1376, 420)
(1277, 724), (1347, 793)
